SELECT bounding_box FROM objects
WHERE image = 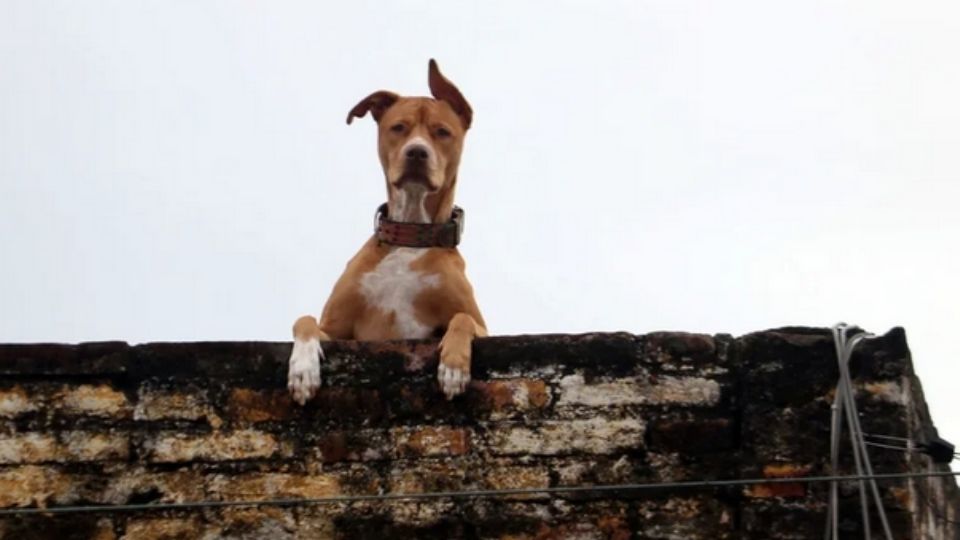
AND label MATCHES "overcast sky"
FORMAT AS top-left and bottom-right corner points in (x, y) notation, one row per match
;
(2, 1), (958, 449)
